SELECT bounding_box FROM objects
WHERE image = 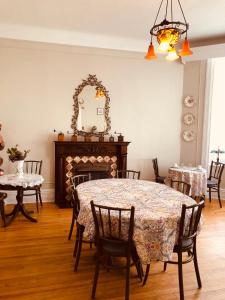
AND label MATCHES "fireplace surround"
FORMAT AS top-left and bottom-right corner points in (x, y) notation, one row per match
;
(55, 141), (130, 207)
